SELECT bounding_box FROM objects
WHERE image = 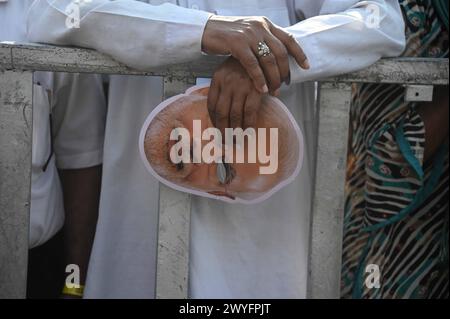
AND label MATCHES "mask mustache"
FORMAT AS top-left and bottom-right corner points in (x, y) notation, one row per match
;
(217, 160), (235, 185)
